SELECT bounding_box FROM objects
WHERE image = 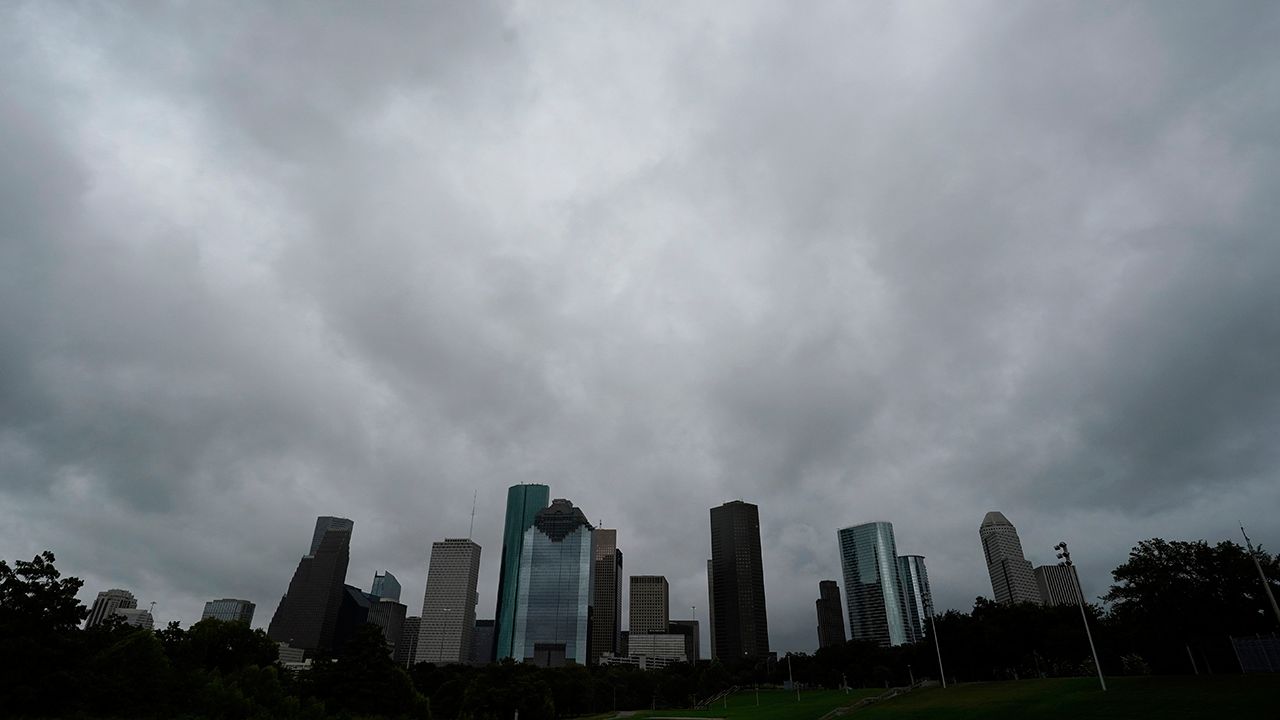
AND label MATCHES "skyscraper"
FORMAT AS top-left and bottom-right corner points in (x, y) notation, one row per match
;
(202, 598), (256, 624)
(630, 575), (670, 634)
(589, 529), (622, 664)
(371, 571), (402, 602)
(471, 619), (496, 665)
(1034, 564), (1081, 606)
(417, 538), (482, 664)
(709, 500), (770, 659)
(838, 522), (909, 647)
(669, 619), (700, 663)
(367, 597), (408, 655)
(979, 511), (1043, 605)
(115, 607), (154, 630)
(395, 616), (421, 667)
(85, 589), (137, 629)
(494, 484), (550, 660)
(815, 580), (846, 649)
(897, 555), (931, 643)
(267, 516), (353, 652)
(512, 498), (595, 666)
